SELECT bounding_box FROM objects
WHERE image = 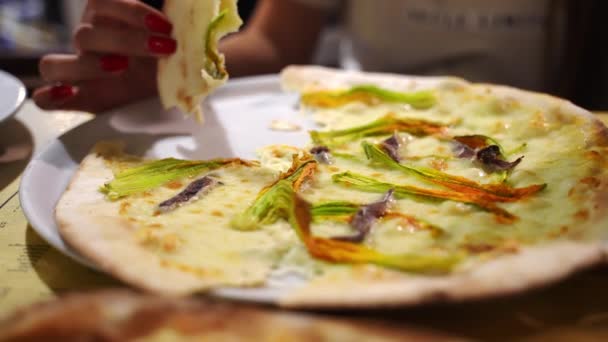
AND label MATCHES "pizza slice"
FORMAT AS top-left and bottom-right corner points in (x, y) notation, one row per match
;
(157, 0), (242, 121)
